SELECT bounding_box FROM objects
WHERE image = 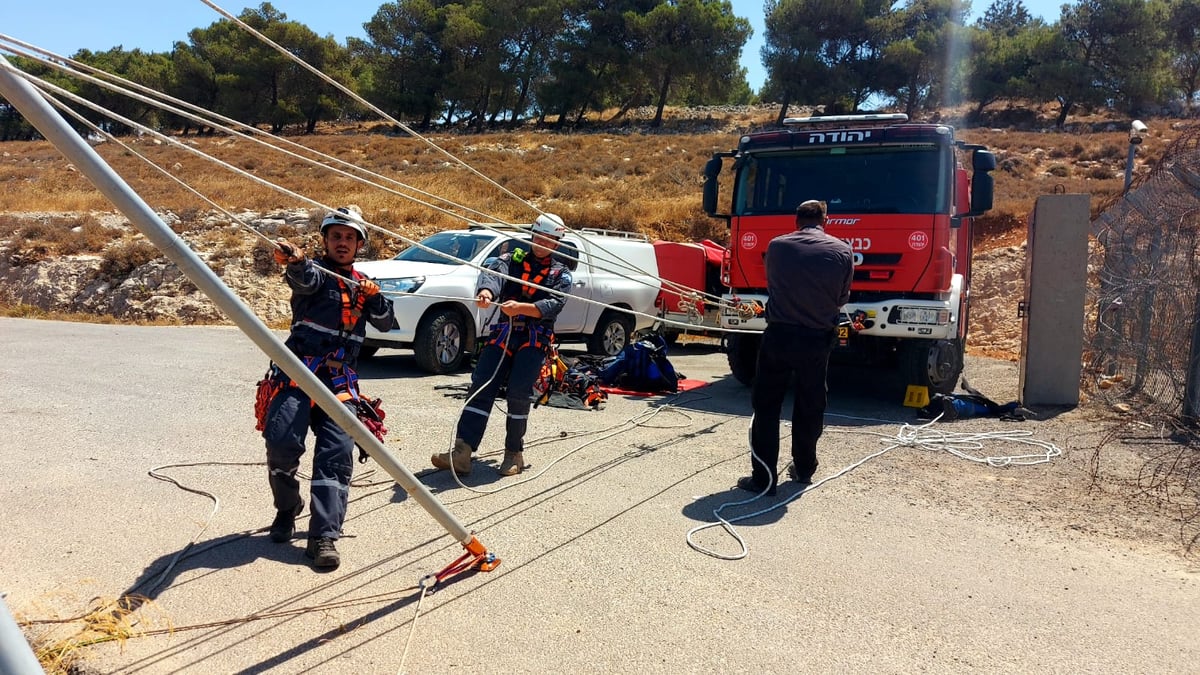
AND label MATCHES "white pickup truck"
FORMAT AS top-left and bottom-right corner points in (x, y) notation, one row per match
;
(354, 225), (662, 374)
